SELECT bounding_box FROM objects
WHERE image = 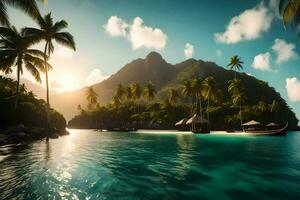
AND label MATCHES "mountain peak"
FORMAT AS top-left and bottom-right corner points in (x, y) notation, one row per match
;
(145, 51), (163, 61)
